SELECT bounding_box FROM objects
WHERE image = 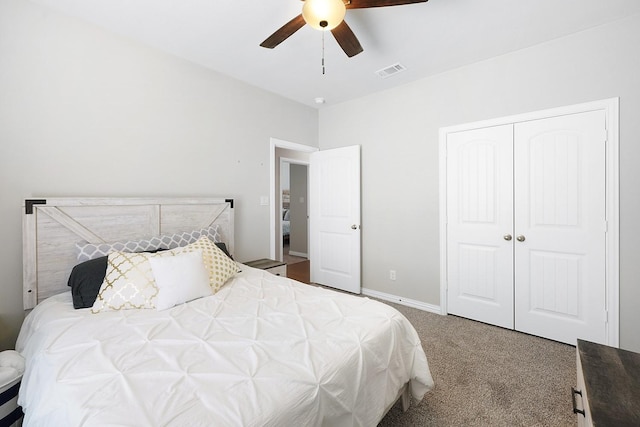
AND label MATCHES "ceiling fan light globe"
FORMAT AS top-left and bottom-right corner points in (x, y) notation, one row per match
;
(302, 0), (346, 31)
